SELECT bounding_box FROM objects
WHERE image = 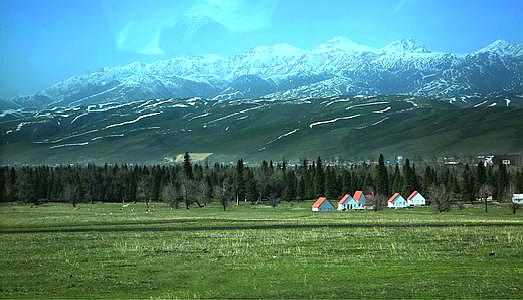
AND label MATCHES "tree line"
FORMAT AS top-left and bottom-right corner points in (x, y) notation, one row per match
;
(1, 153), (522, 211)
